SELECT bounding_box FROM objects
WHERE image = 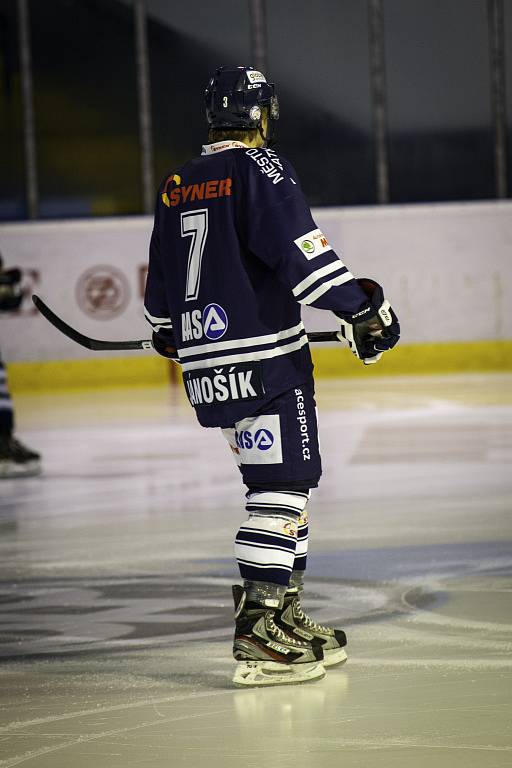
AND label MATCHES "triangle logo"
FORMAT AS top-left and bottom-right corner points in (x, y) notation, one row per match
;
(202, 303), (228, 340)
(255, 429), (274, 450)
(204, 307), (225, 333)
